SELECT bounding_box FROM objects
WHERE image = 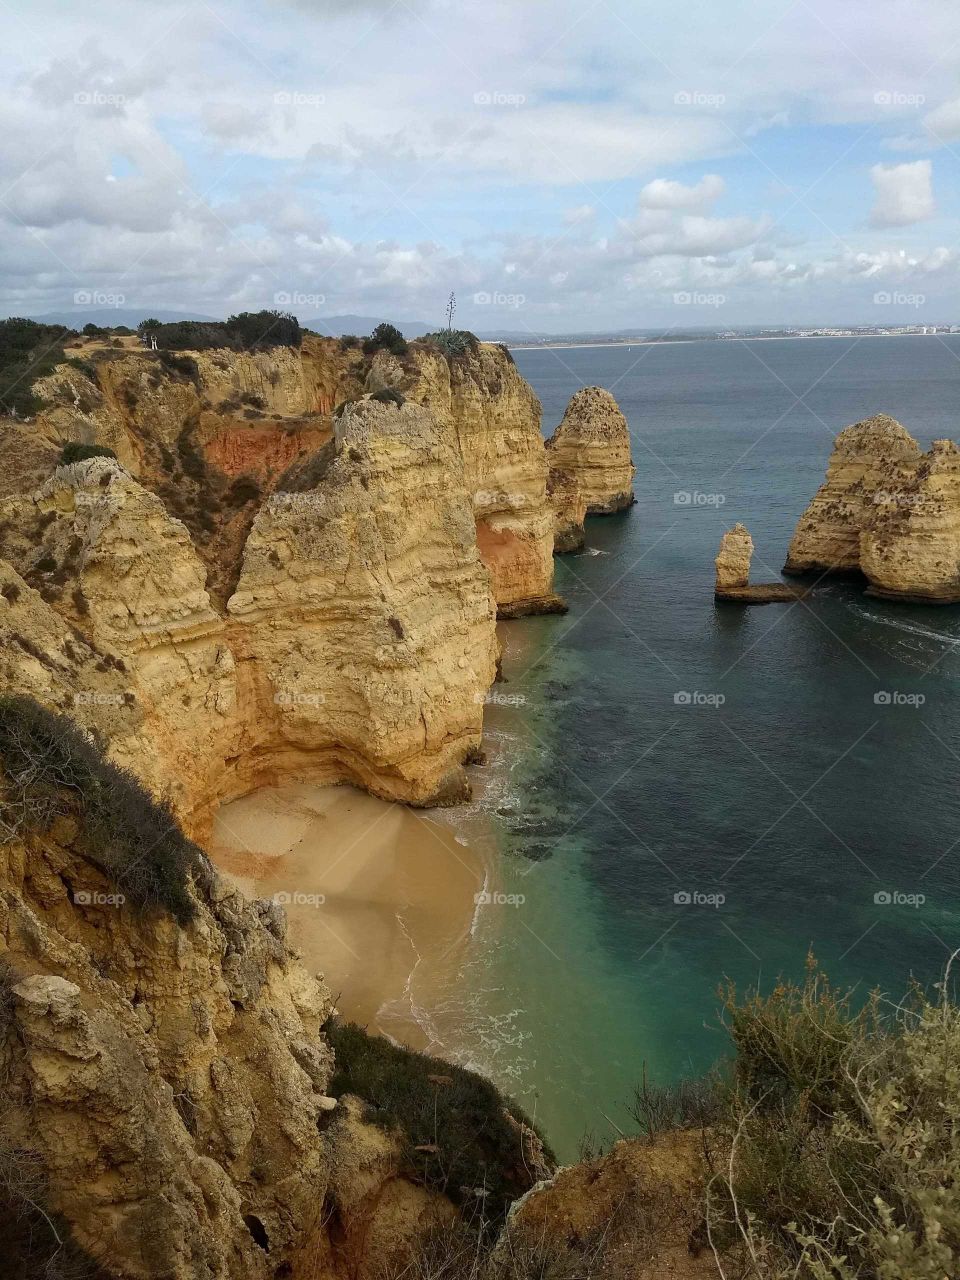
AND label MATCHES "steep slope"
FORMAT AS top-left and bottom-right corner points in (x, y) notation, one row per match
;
(545, 386), (635, 550)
